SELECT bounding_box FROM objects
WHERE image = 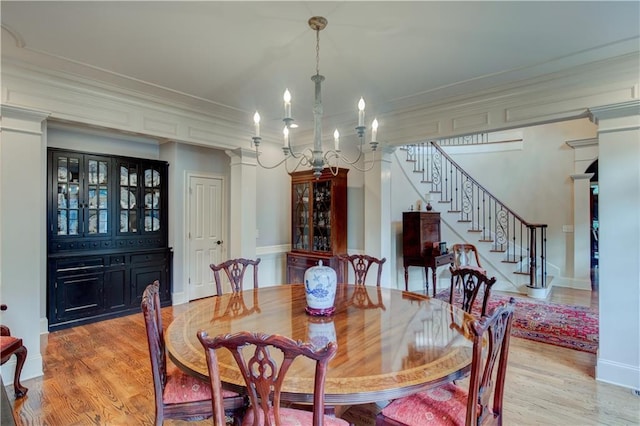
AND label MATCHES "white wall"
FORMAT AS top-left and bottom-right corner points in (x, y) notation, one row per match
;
(595, 111), (640, 390)
(0, 106), (48, 381)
